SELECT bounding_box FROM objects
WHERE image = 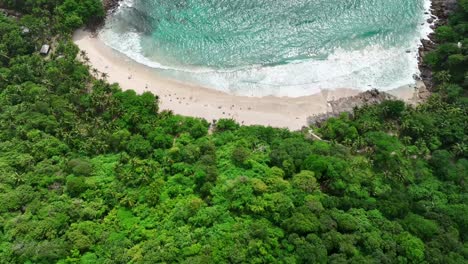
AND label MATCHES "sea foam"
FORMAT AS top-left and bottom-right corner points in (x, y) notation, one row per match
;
(99, 0), (434, 97)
